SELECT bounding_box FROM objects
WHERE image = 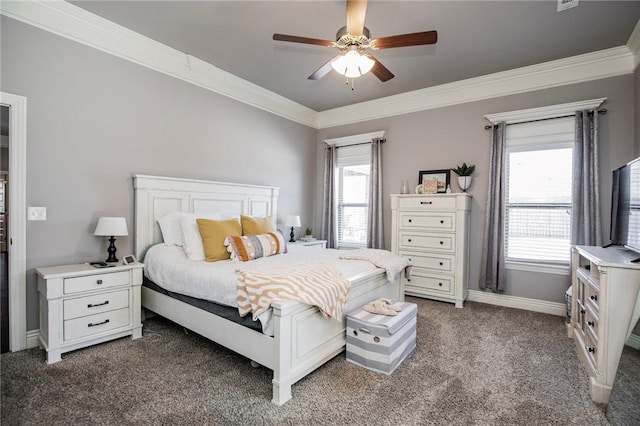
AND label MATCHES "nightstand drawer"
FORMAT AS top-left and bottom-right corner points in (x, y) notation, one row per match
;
(64, 271), (130, 294)
(63, 289), (130, 320)
(64, 307), (130, 341)
(400, 213), (456, 231)
(400, 251), (454, 273)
